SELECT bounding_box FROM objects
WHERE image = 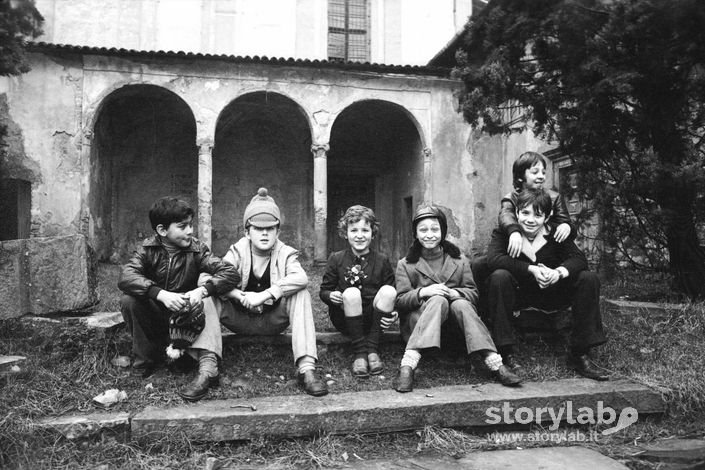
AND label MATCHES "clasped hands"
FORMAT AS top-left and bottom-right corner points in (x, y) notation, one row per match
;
(528, 263), (561, 289)
(157, 286), (208, 312)
(419, 283), (461, 300)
